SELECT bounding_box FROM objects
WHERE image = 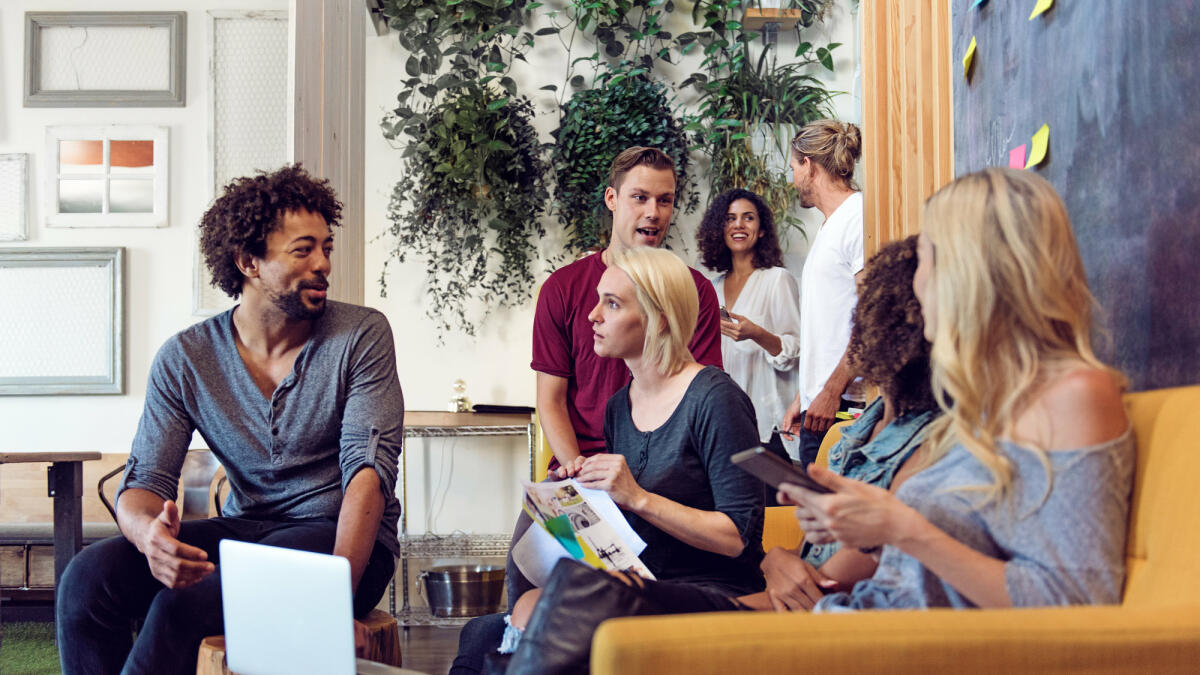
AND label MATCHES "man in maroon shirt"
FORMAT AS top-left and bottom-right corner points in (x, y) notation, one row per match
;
(530, 146), (723, 478)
